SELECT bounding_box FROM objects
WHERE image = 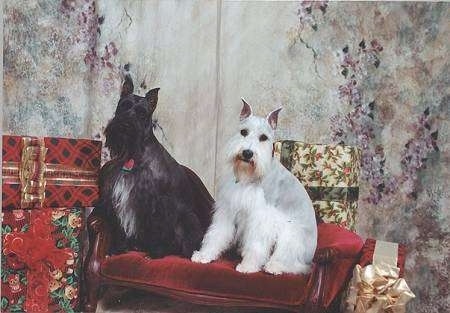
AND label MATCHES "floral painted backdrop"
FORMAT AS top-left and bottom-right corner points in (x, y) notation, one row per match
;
(3, 1), (449, 312)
